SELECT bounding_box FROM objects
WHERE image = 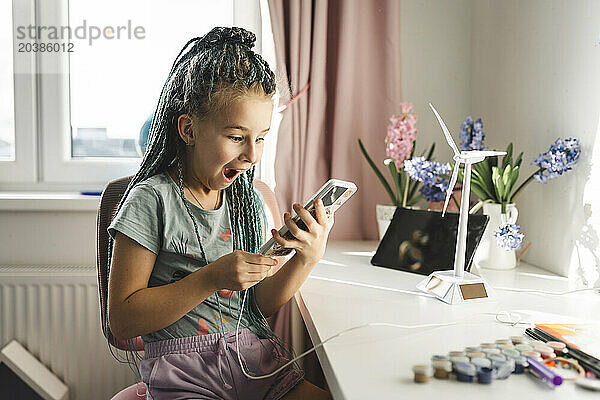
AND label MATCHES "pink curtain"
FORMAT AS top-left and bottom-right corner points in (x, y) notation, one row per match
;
(267, 0), (402, 390)
(269, 0), (402, 240)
